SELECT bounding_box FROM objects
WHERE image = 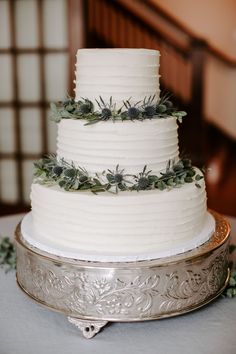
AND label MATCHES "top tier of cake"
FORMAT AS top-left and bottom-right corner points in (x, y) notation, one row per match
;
(74, 48), (160, 108)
